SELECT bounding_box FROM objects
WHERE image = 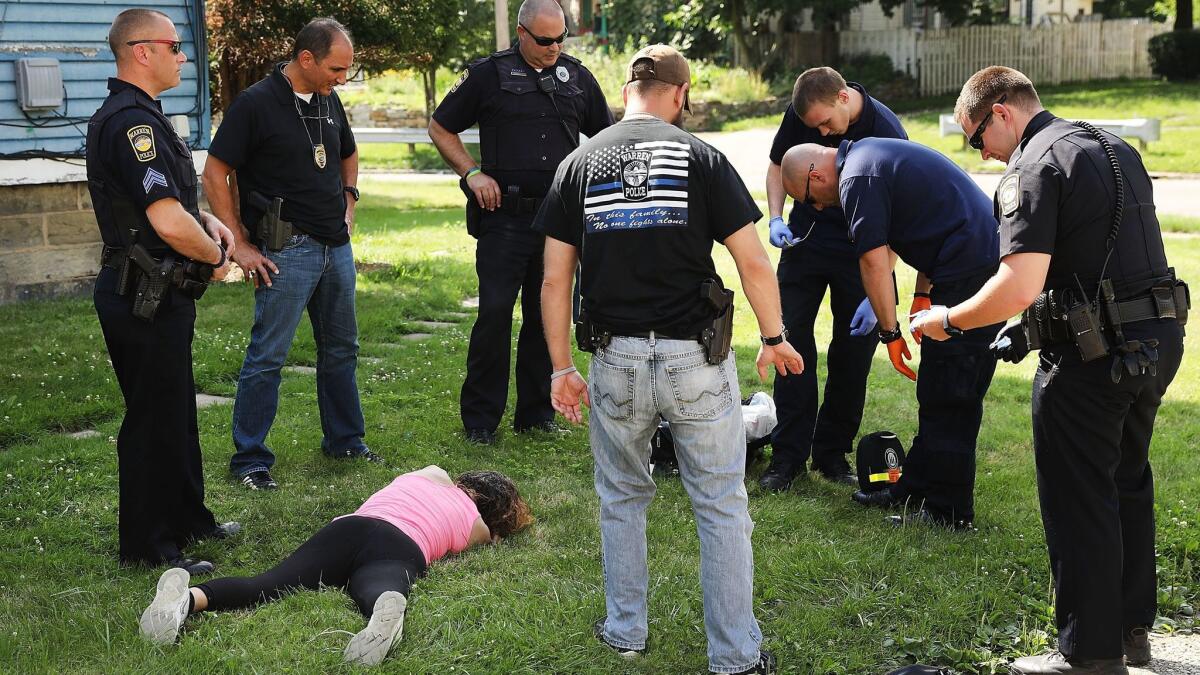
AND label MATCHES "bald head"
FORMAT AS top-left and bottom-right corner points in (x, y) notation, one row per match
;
(108, 8), (171, 63)
(517, 0), (565, 25)
(780, 144), (841, 210)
